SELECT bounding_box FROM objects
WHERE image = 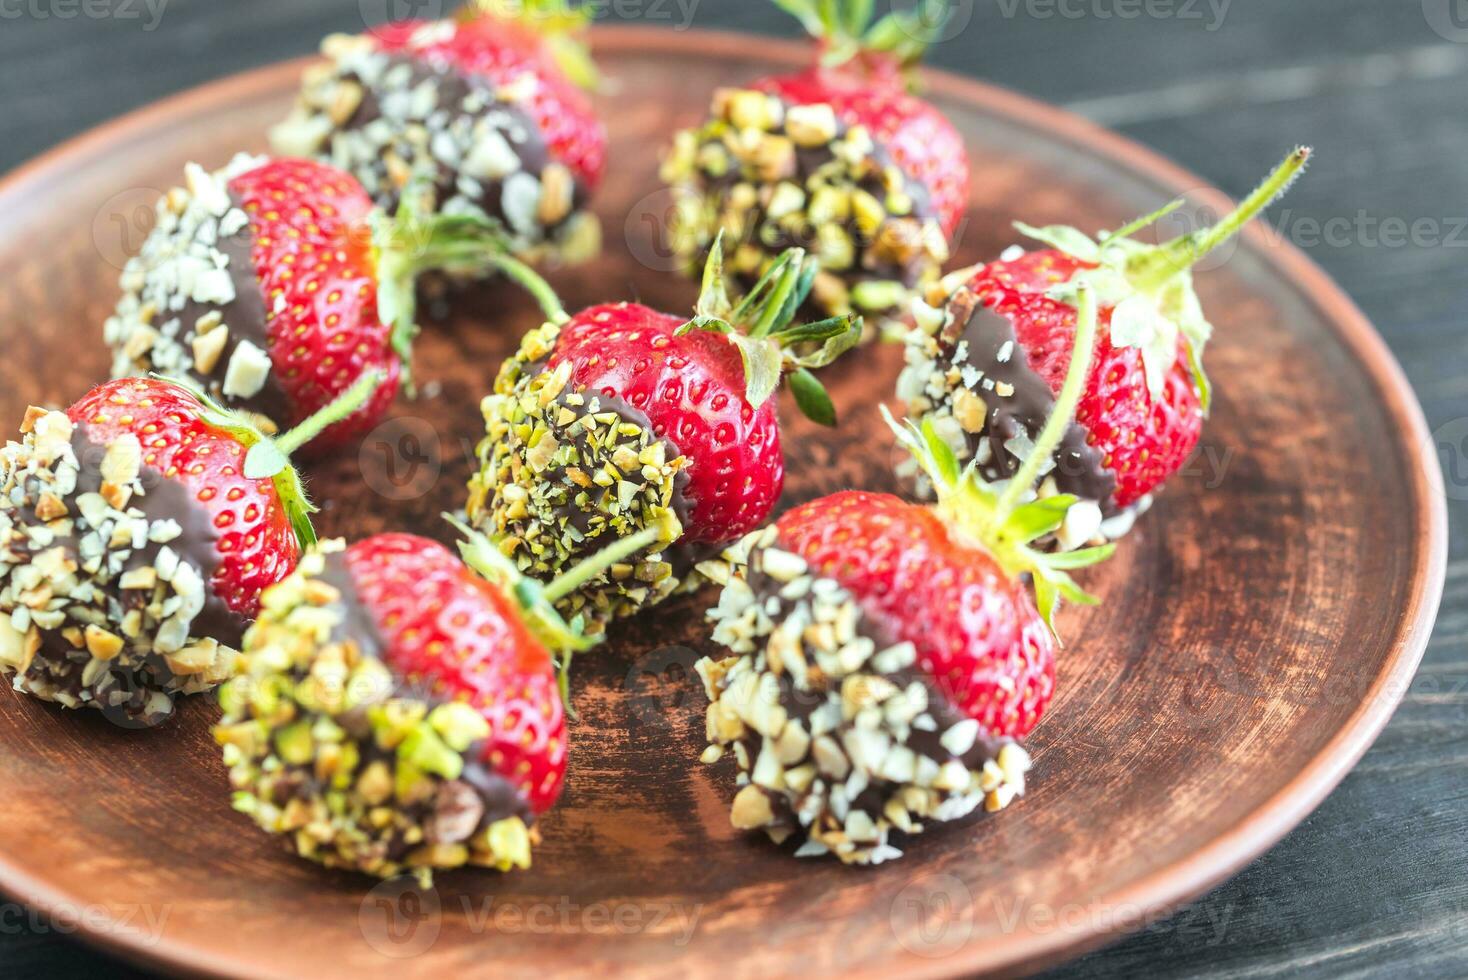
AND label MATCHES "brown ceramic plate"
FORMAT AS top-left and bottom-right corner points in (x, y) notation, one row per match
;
(0, 25), (1446, 980)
